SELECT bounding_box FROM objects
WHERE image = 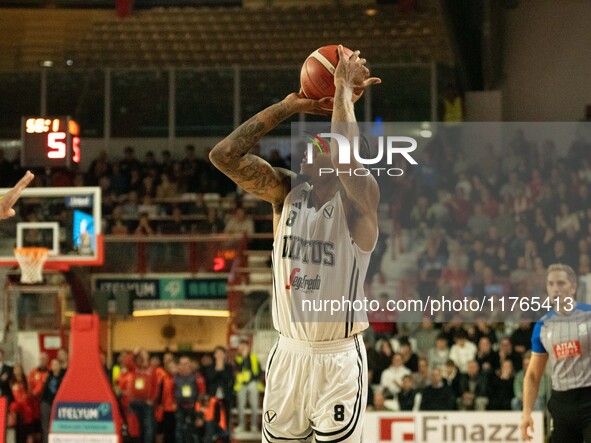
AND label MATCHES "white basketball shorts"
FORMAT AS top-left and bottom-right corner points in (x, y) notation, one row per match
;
(262, 334), (367, 443)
